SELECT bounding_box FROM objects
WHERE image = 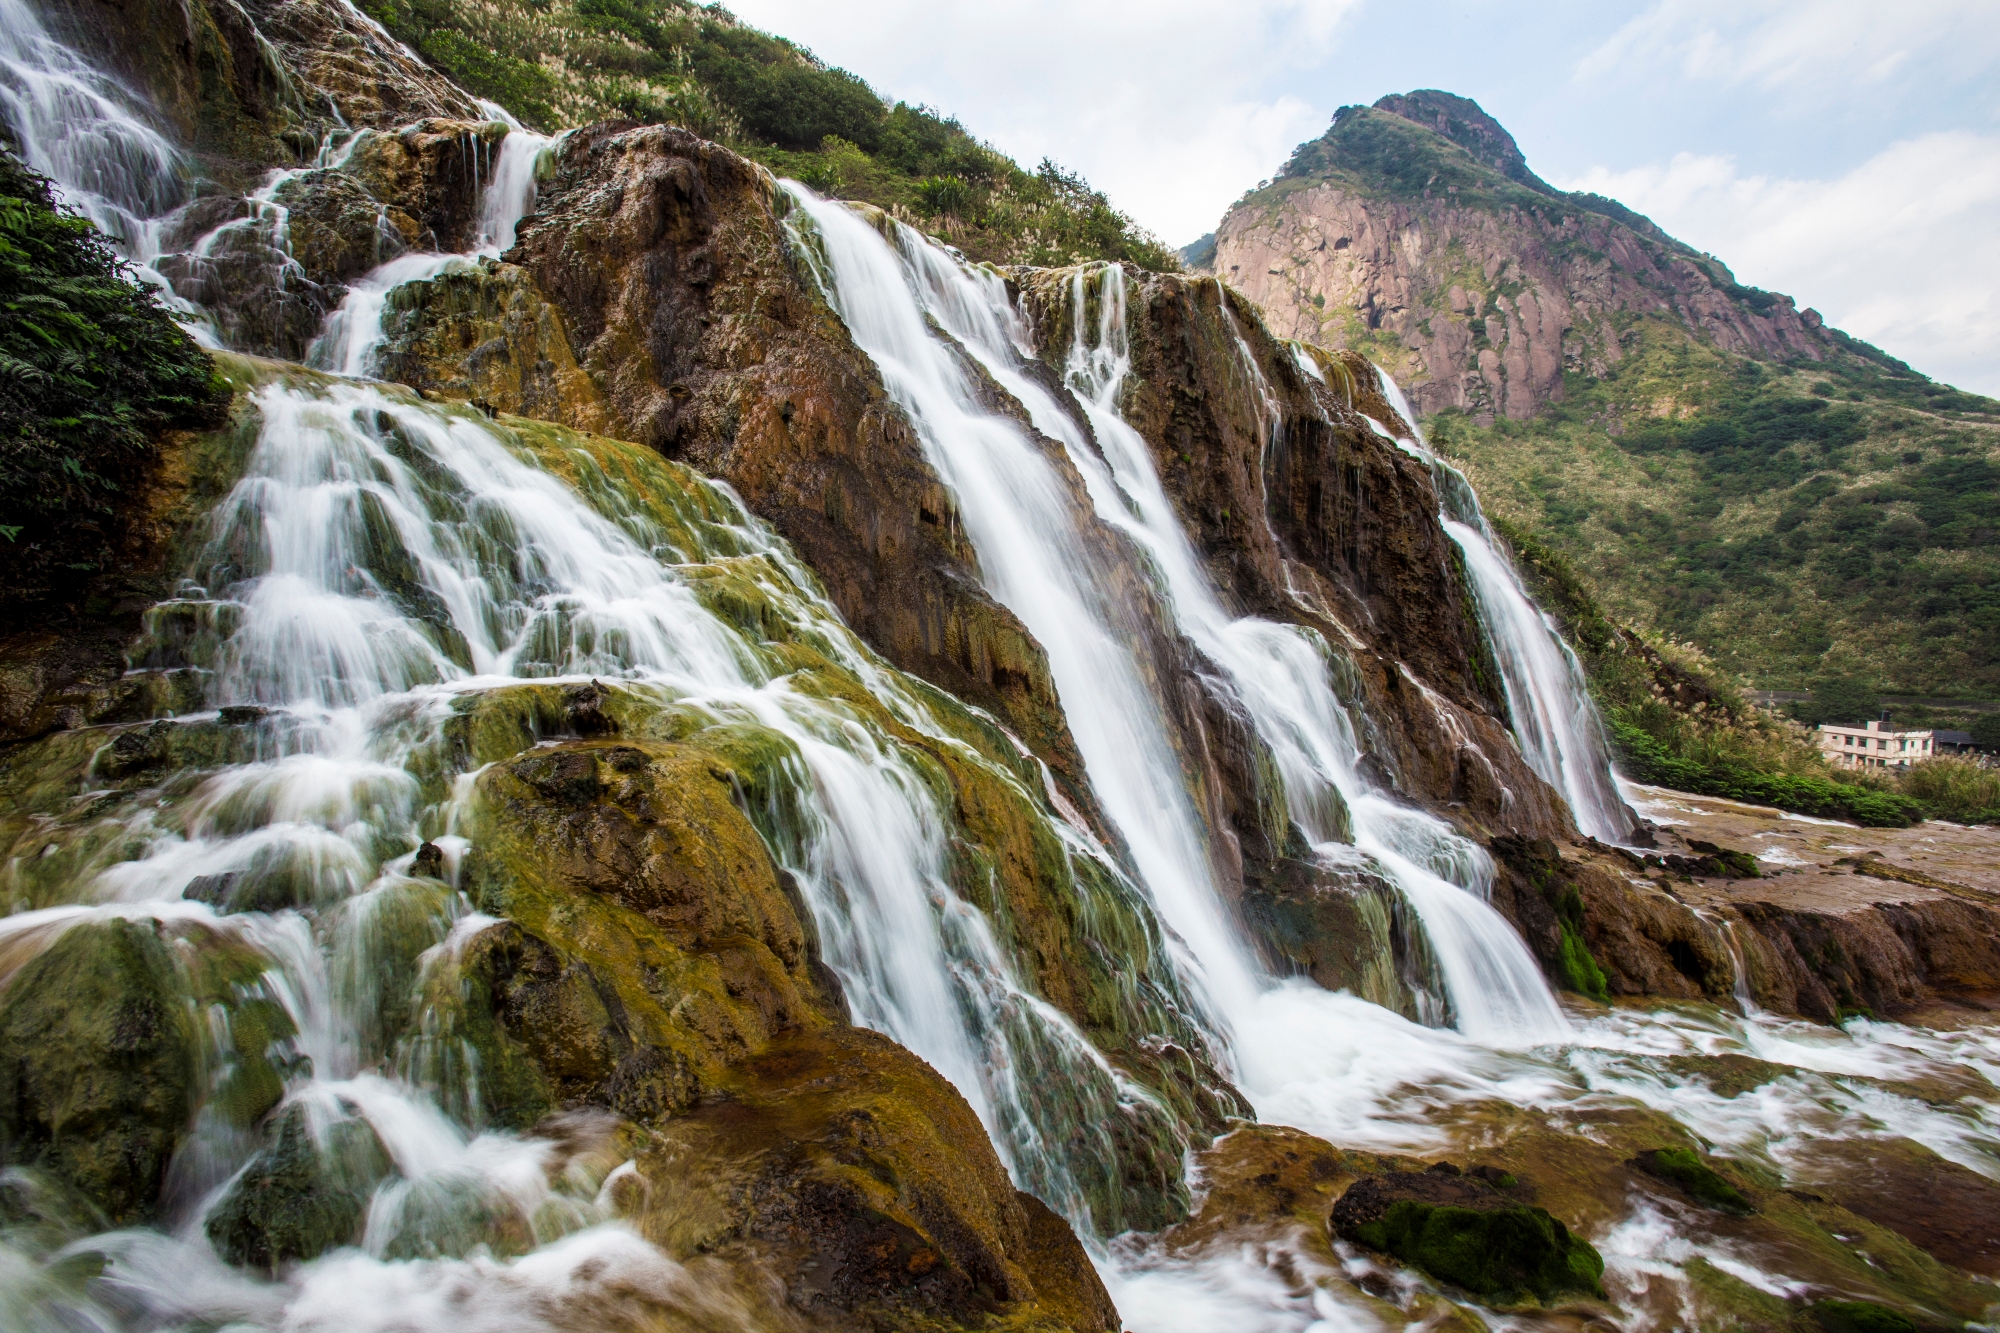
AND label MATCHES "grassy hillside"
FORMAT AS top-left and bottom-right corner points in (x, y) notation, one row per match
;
(354, 0), (1174, 268)
(1430, 325), (2000, 699)
(1493, 516), (1931, 828)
